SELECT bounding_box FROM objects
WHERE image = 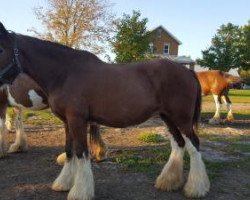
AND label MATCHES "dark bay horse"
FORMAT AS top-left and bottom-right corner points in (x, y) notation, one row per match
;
(0, 73), (106, 161)
(196, 70), (242, 124)
(0, 23), (209, 199)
